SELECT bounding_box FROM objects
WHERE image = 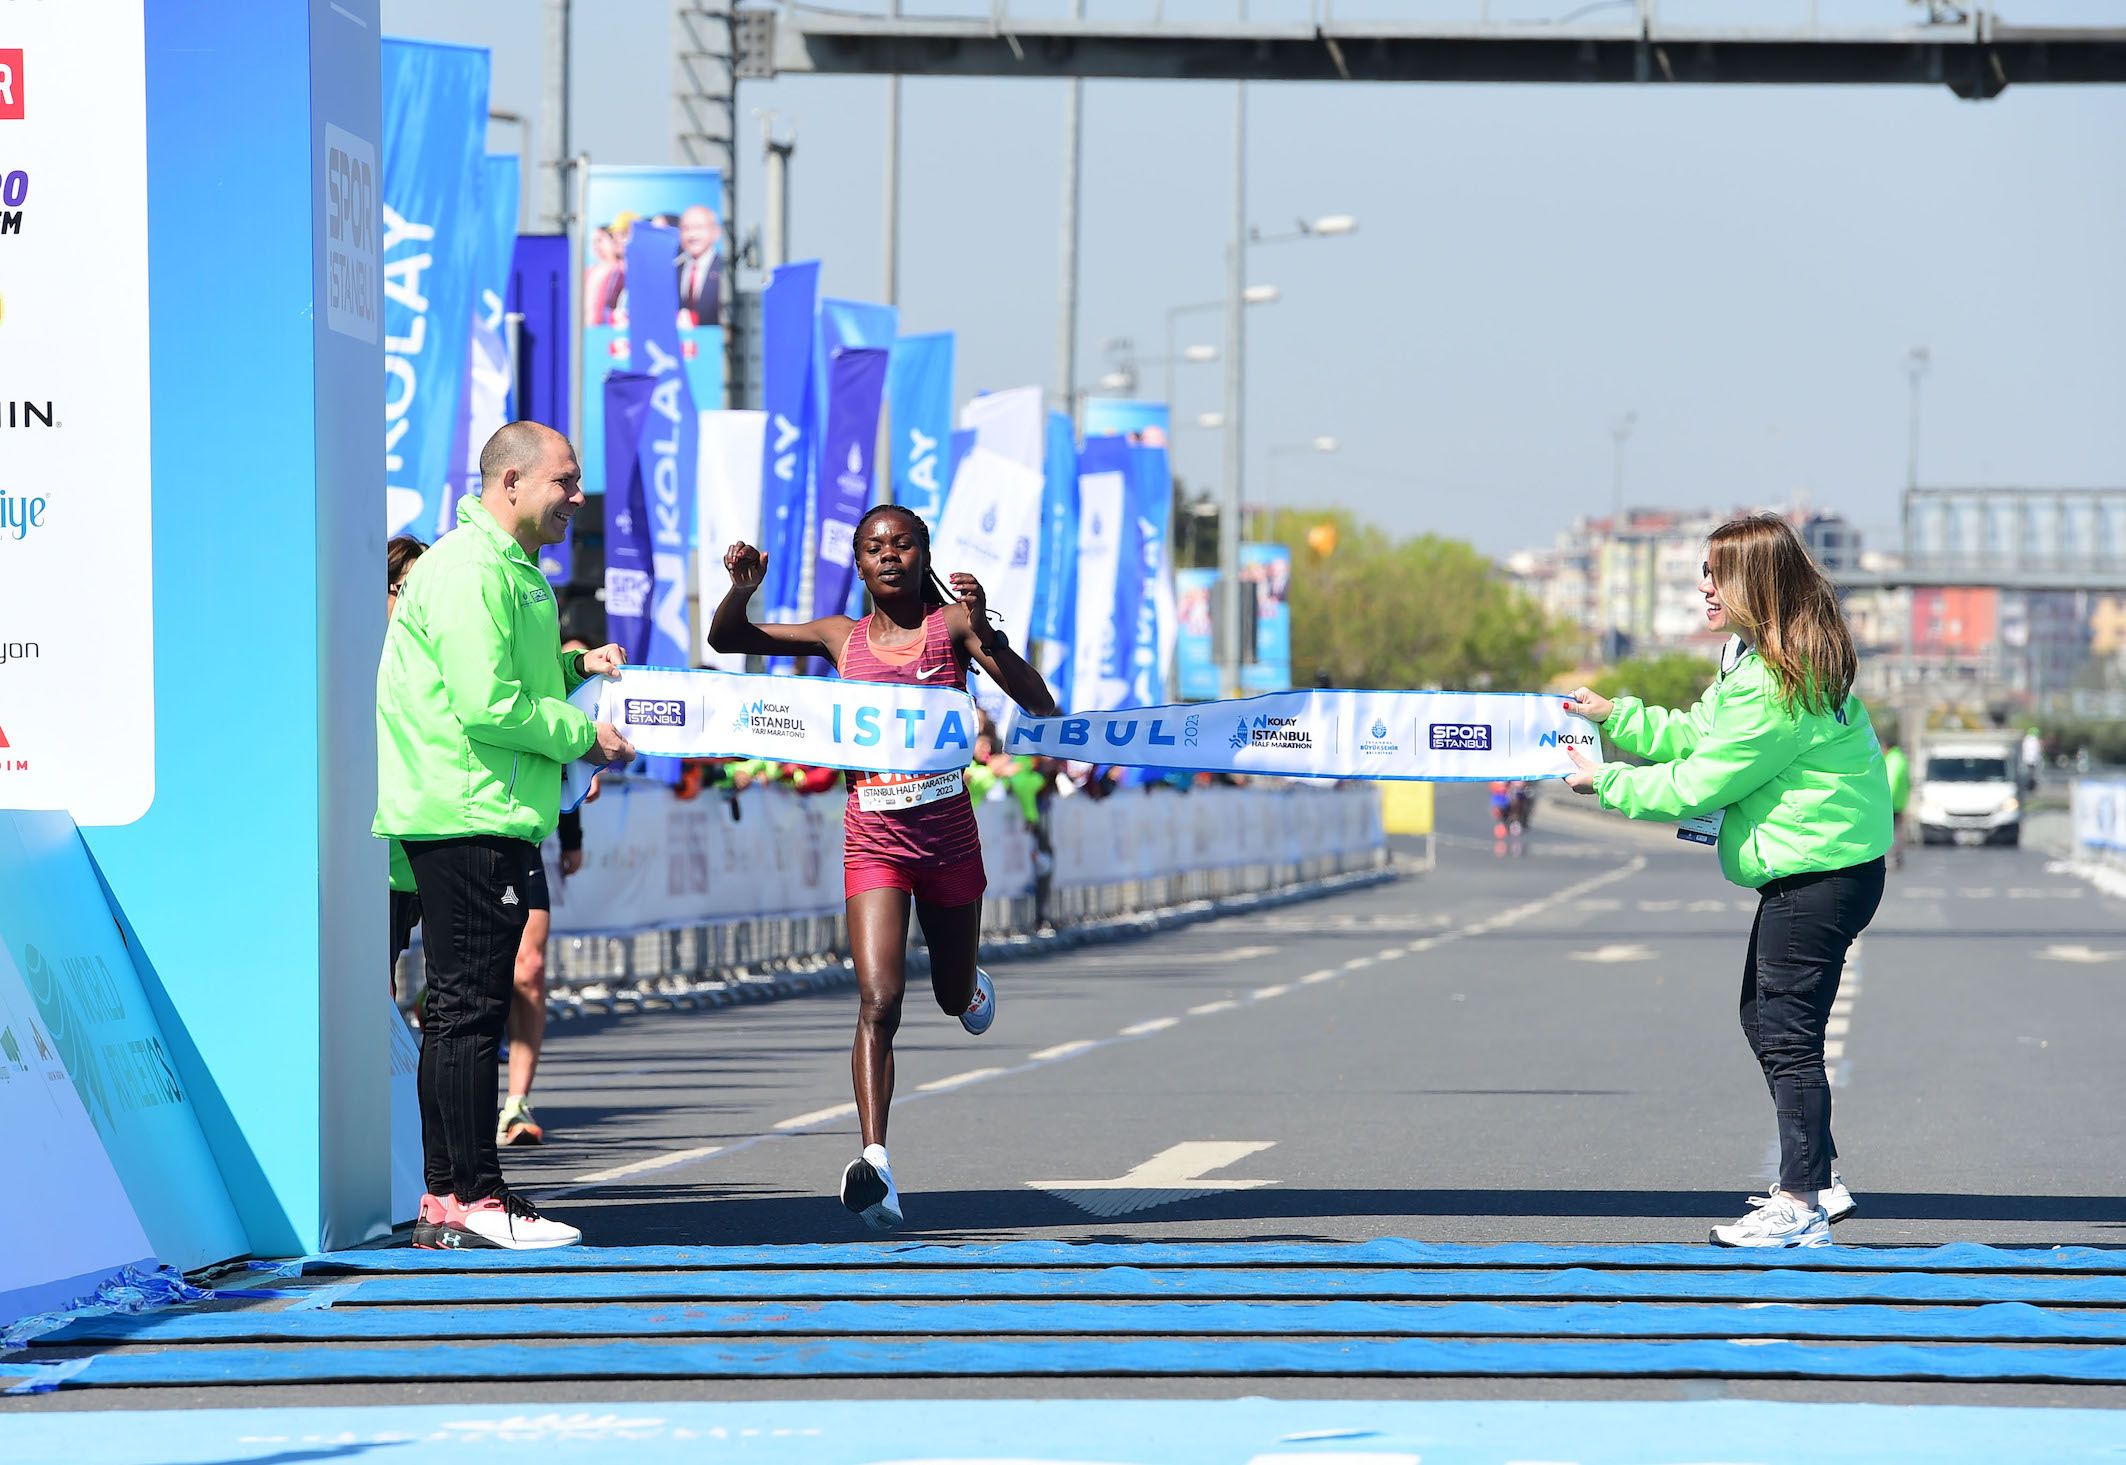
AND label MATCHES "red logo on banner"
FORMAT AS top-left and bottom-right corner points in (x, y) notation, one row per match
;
(0, 724), (10, 748)
(0, 52), (22, 121)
